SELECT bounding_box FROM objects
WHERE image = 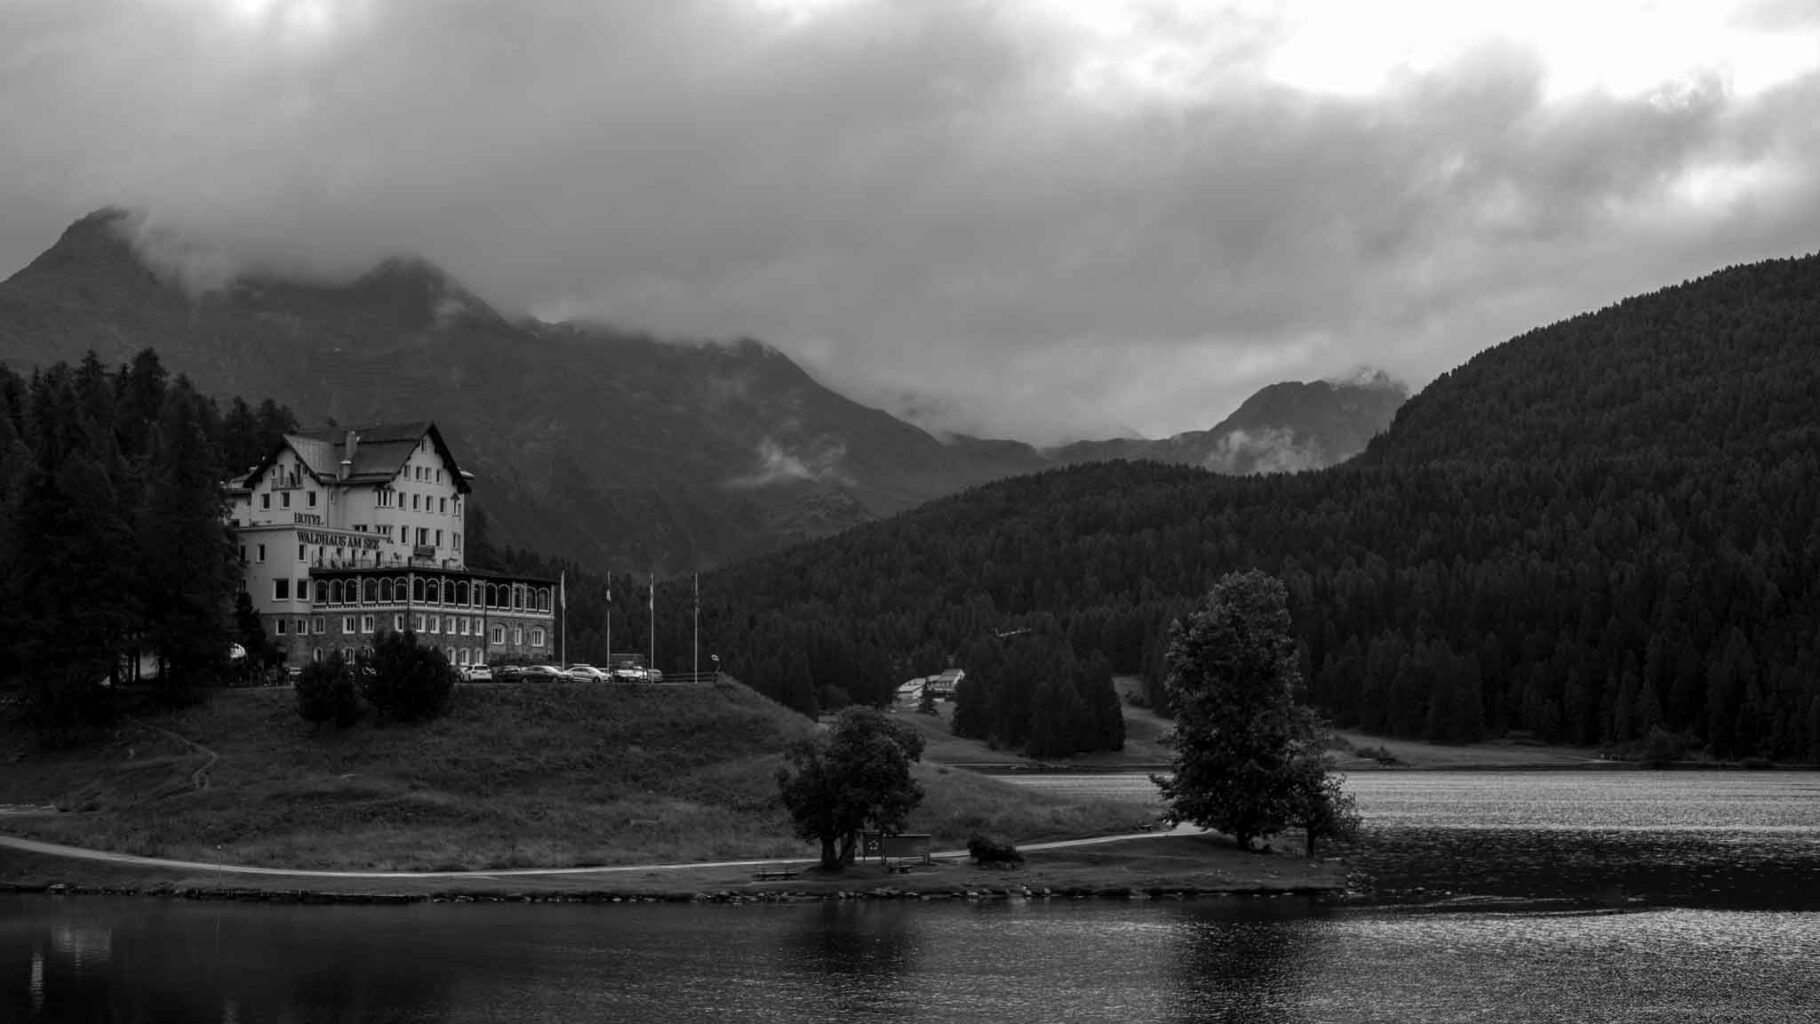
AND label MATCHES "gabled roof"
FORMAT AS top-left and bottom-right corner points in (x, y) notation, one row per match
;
(244, 421), (473, 494)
